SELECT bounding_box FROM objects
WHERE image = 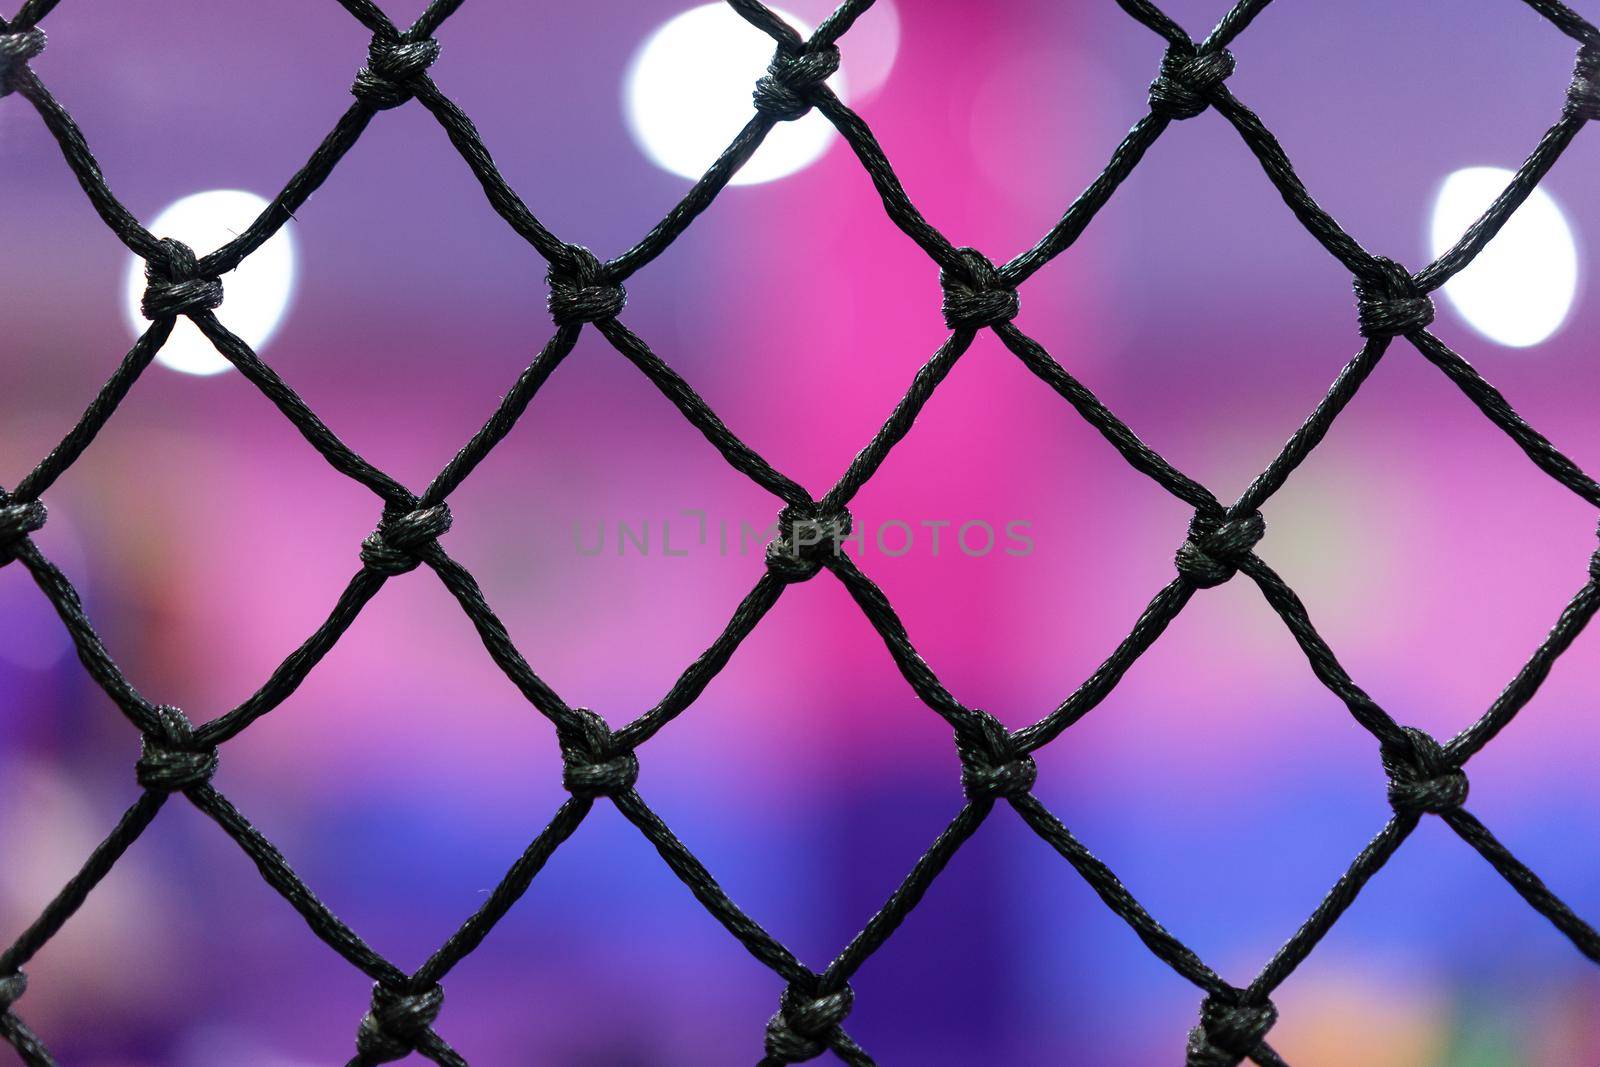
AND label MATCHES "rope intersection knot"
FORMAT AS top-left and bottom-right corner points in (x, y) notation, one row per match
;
(939, 247), (1018, 331)
(1175, 509), (1265, 588)
(0, 27), (44, 95)
(352, 35), (440, 110)
(957, 710), (1036, 801)
(1354, 257), (1433, 338)
(1185, 992), (1277, 1067)
(1589, 521), (1600, 583)
(355, 983), (444, 1064)
(0, 493), (45, 565)
(1382, 726), (1468, 816)
(547, 244), (626, 326)
(1568, 44), (1600, 120)
(753, 44), (840, 120)
(558, 708), (639, 798)
(0, 972), (25, 1014)
(1149, 46), (1235, 120)
(765, 502), (852, 583)
(140, 238), (223, 321)
(360, 502), (452, 576)
(136, 705), (218, 794)
(764, 983), (854, 1063)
